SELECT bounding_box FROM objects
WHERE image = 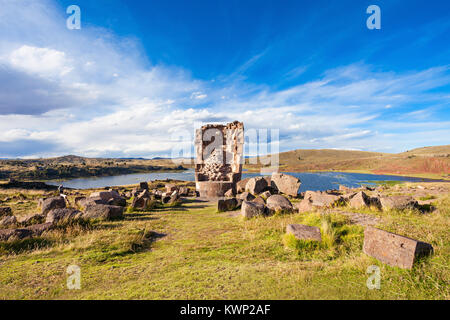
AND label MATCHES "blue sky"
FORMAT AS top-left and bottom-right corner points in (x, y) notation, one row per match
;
(0, 0), (449, 158)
